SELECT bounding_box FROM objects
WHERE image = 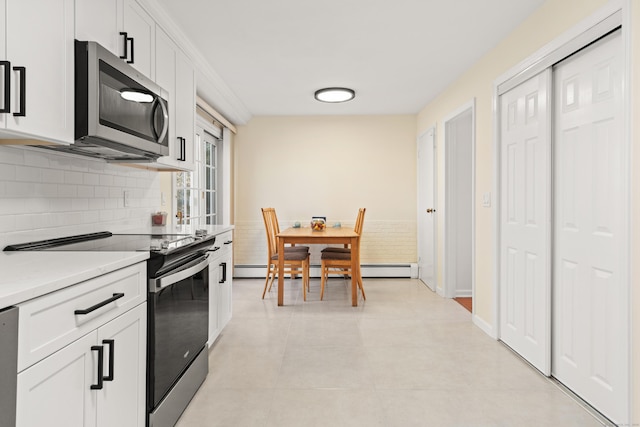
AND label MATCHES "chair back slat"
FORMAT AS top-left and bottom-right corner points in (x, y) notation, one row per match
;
(261, 207), (278, 258)
(354, 208), (366, 235)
